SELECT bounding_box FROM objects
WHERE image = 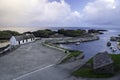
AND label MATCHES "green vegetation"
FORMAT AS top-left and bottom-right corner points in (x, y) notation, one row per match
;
(31, 28), (104, 38)
(72, 68), (113, 78)
(72, 54), (120, 78)
(0, 30), (20, 40)
(32, 29), (55, 38)
(33, 29), (87, 38)
(58, 29), (86, 37)
(0, 28), (104, 39)
(60, 50), (83, 63)
(110, 54), (120, 72)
